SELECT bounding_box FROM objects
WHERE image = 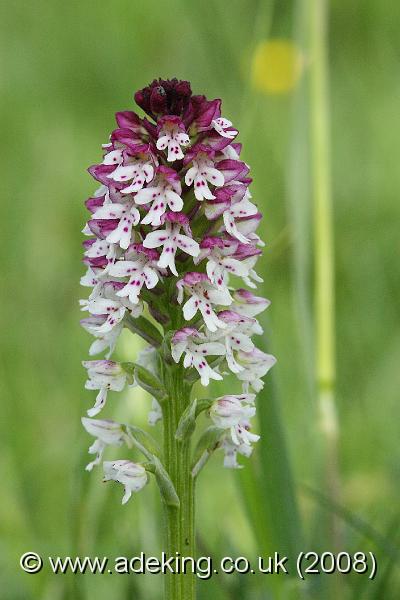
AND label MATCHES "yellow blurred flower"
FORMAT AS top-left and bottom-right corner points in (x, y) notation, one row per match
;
(251, 39), (304, 94)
